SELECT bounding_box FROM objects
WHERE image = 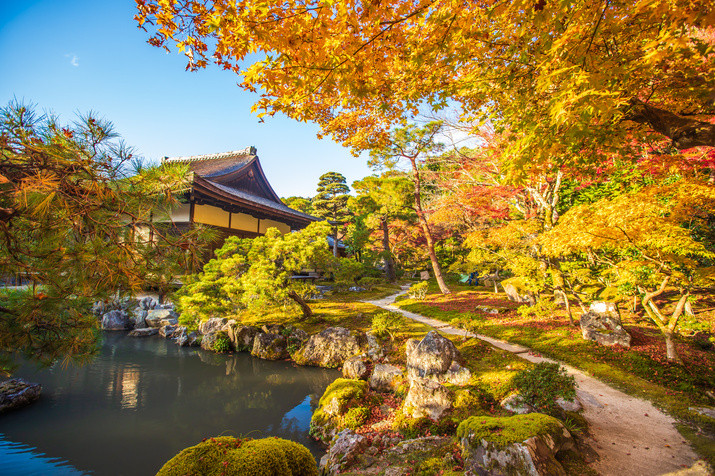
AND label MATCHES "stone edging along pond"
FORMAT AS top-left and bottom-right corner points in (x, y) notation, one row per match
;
(94, 294), (594, 475)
